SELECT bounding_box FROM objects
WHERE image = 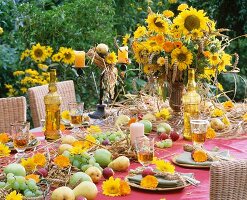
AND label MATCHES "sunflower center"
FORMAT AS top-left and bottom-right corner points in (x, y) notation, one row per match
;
(212, 55), (218, 61)
(154, 18), (164, 28)
(177, 53), (187, 62)
(34, 49), (43, 58)
(64, 53), (72, 60)
(184, 15), (200, 31)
